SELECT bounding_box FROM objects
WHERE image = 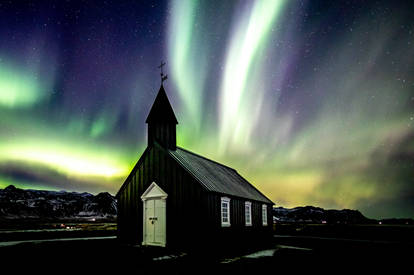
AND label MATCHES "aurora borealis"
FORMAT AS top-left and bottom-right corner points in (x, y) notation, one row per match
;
(0, 0), (413, 219)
